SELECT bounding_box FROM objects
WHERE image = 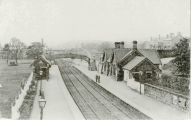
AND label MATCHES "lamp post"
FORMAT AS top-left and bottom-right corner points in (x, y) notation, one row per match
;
(38, 97), (46, 120)
(39, 70), (43, 96)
